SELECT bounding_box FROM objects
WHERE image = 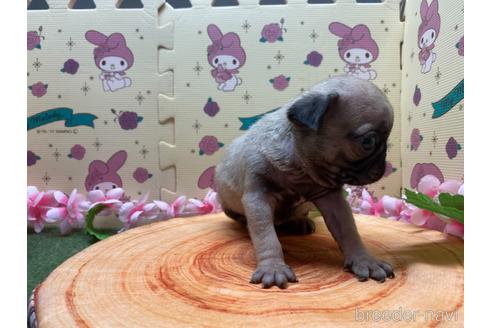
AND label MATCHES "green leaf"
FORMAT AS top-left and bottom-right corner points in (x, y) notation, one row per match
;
(404, 189), (464, 223)
(438, 193), (464, 211)
(85, 203), (114, 240)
